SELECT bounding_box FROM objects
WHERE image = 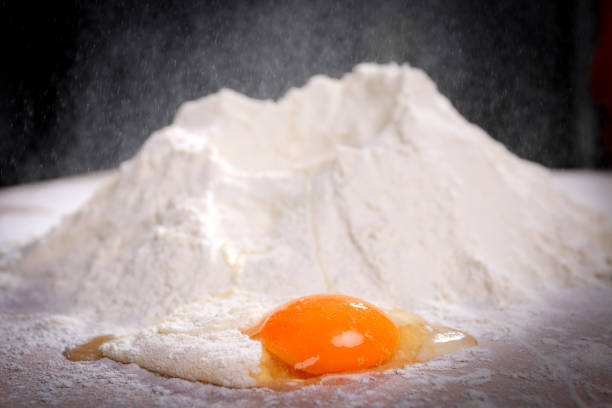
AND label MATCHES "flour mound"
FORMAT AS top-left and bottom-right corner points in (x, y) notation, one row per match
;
(15, 63), (612, 329)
